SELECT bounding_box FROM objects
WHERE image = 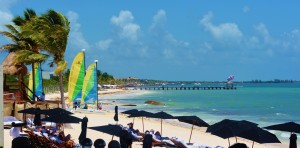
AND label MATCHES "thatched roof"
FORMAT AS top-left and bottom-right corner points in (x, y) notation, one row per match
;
(2, 52), (27, 75)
